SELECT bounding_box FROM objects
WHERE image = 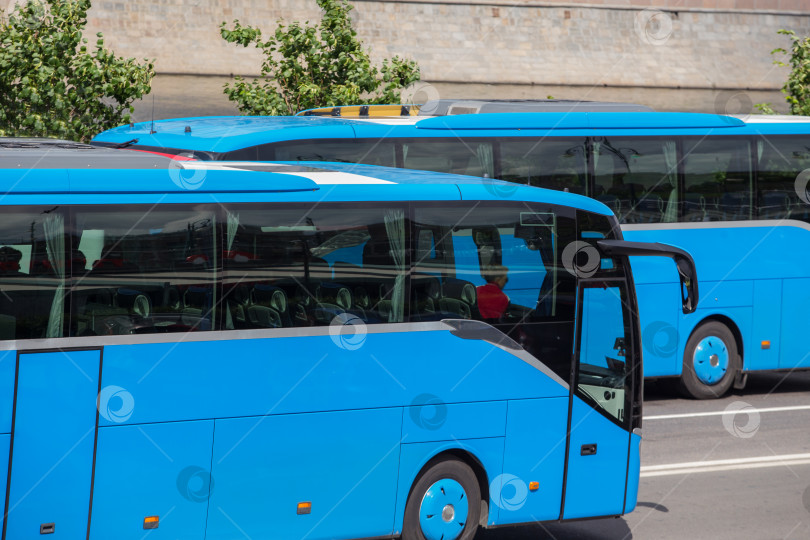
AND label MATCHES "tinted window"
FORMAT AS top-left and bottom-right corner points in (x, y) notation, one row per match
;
(682, 137), (753, 221)
(270, 141), (397, 167)
(576, 281), (632, 426)
(402, 141), (494, 177)
(499, 139), (587, 195)
(756, 135), (810, 222)
(0, 208), (66, 339)
(71, 206), (217, 336)
(220, 205), (406, 329)
(413, 203), (577, 381)
(592, 137), (679, 224)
